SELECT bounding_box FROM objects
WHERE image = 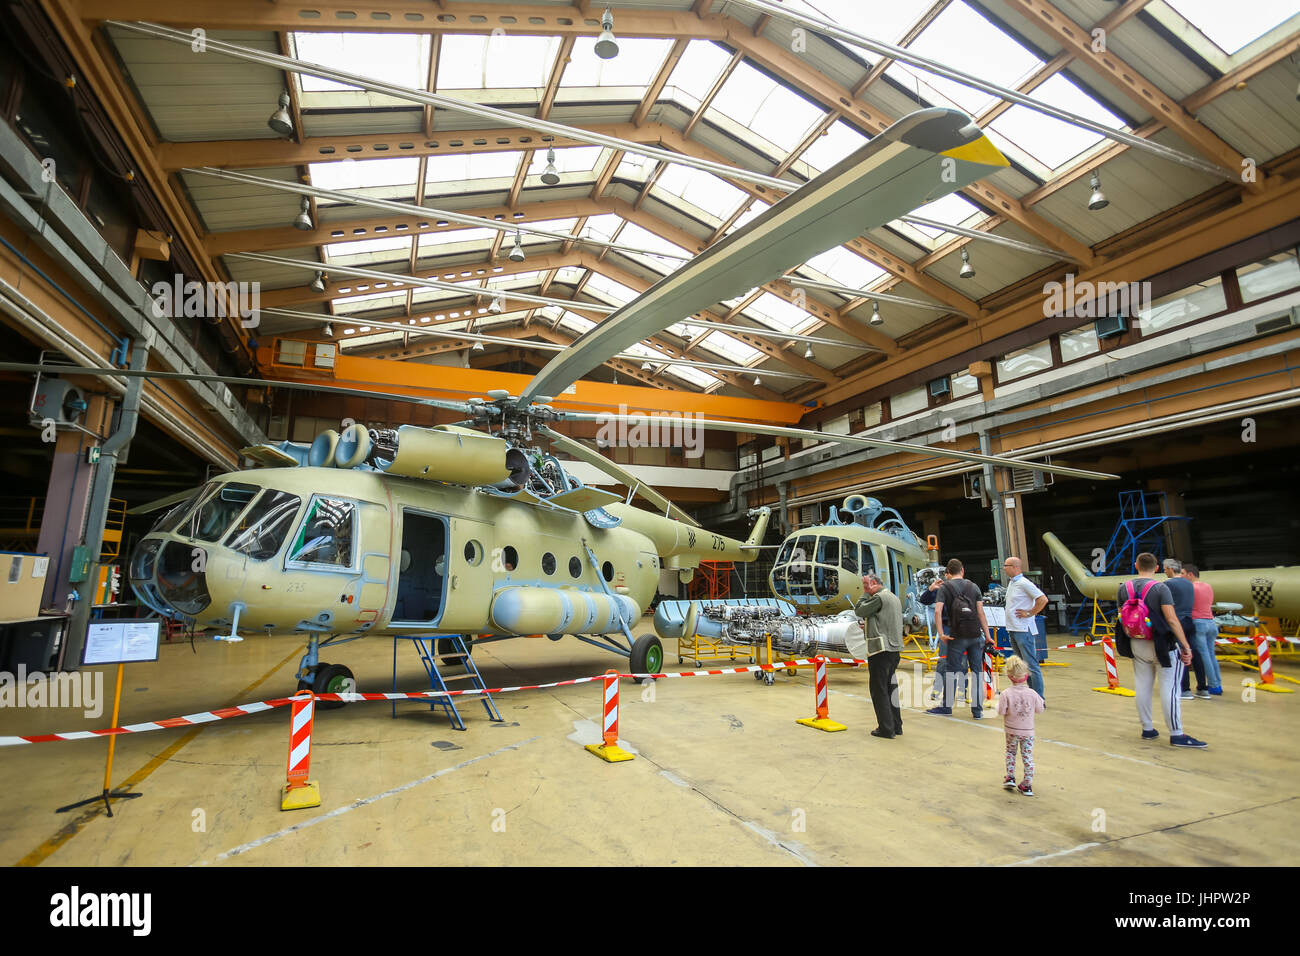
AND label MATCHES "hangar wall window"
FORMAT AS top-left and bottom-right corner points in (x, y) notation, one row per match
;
(890, 386), (928, 418)
(951, 373), (980, 398)
(1137, 276), (1227, 335)
(287, 496), (358, 570)
(1237, 252), (1300, 305)
(1058, 325), (1101, 363)
(996, 341), (1053, 383)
